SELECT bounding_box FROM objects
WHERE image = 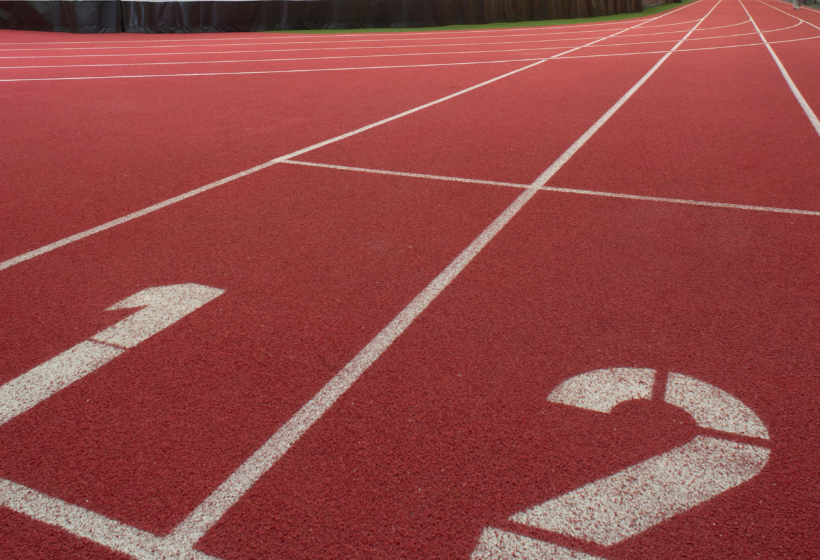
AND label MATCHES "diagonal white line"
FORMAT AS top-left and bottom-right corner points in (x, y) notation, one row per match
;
(282, 159), (530, 188)
(287, 159), (820, 215)
(741, 0), (820, 136)
(162, 0), (720, 551)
